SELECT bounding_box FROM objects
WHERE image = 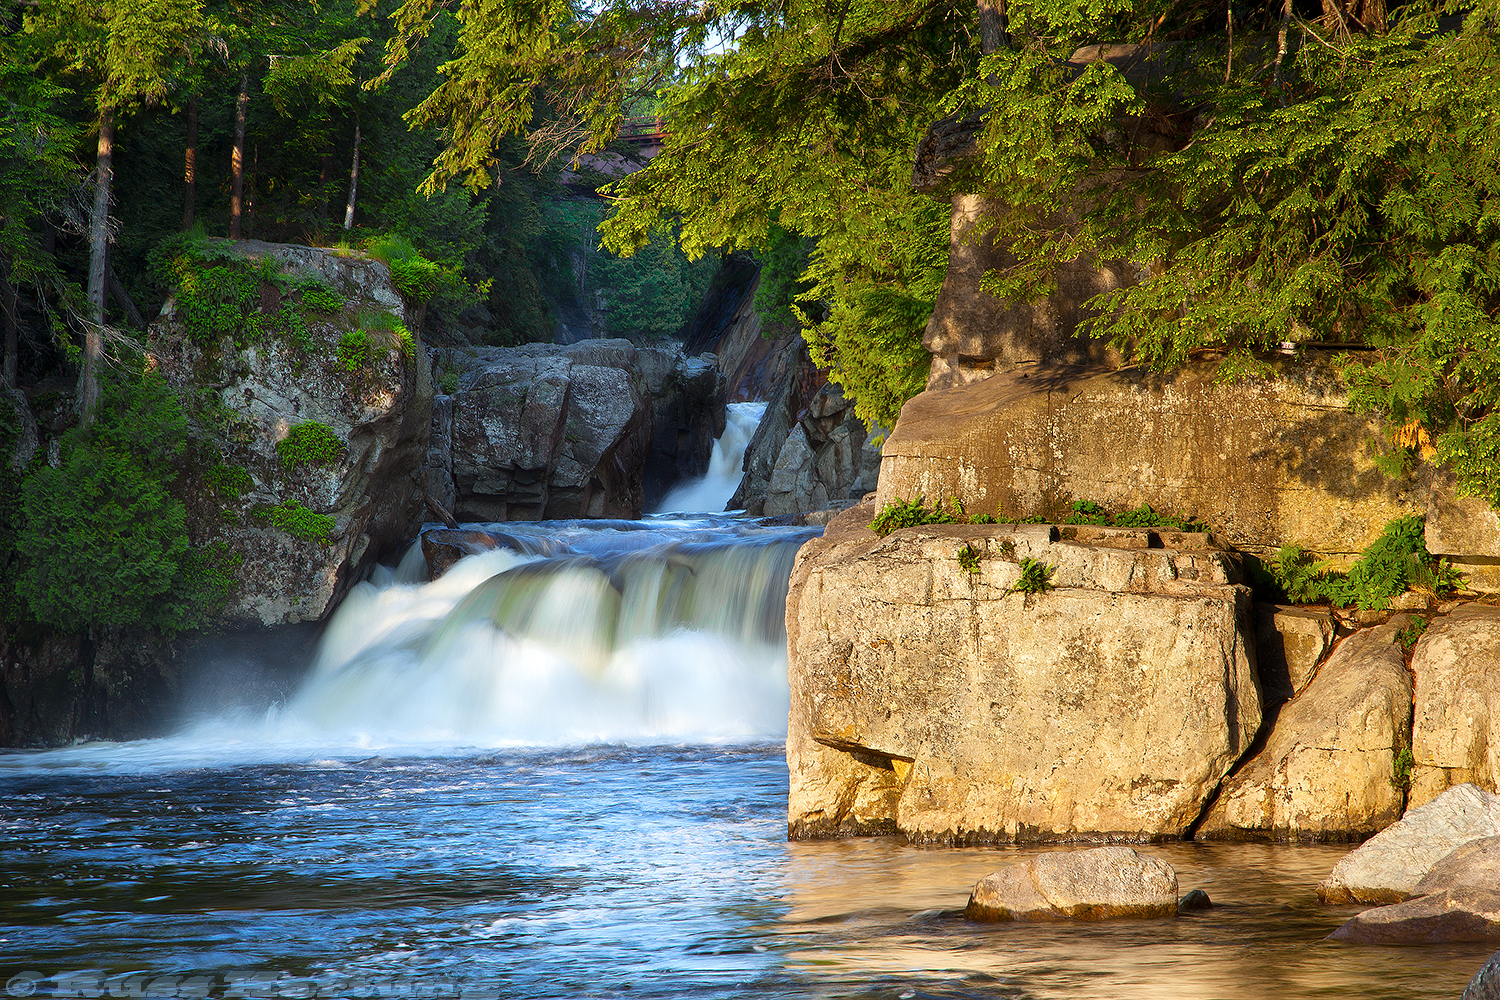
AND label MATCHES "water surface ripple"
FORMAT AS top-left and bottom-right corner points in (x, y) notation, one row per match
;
(1, 746), (1491, 999)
